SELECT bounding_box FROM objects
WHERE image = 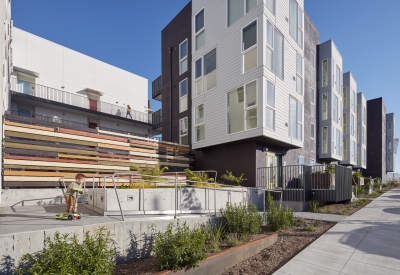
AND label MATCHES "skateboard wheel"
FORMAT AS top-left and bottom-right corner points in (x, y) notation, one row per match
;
(68, 215), (73, 220)
(77, 215), (81, 219)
